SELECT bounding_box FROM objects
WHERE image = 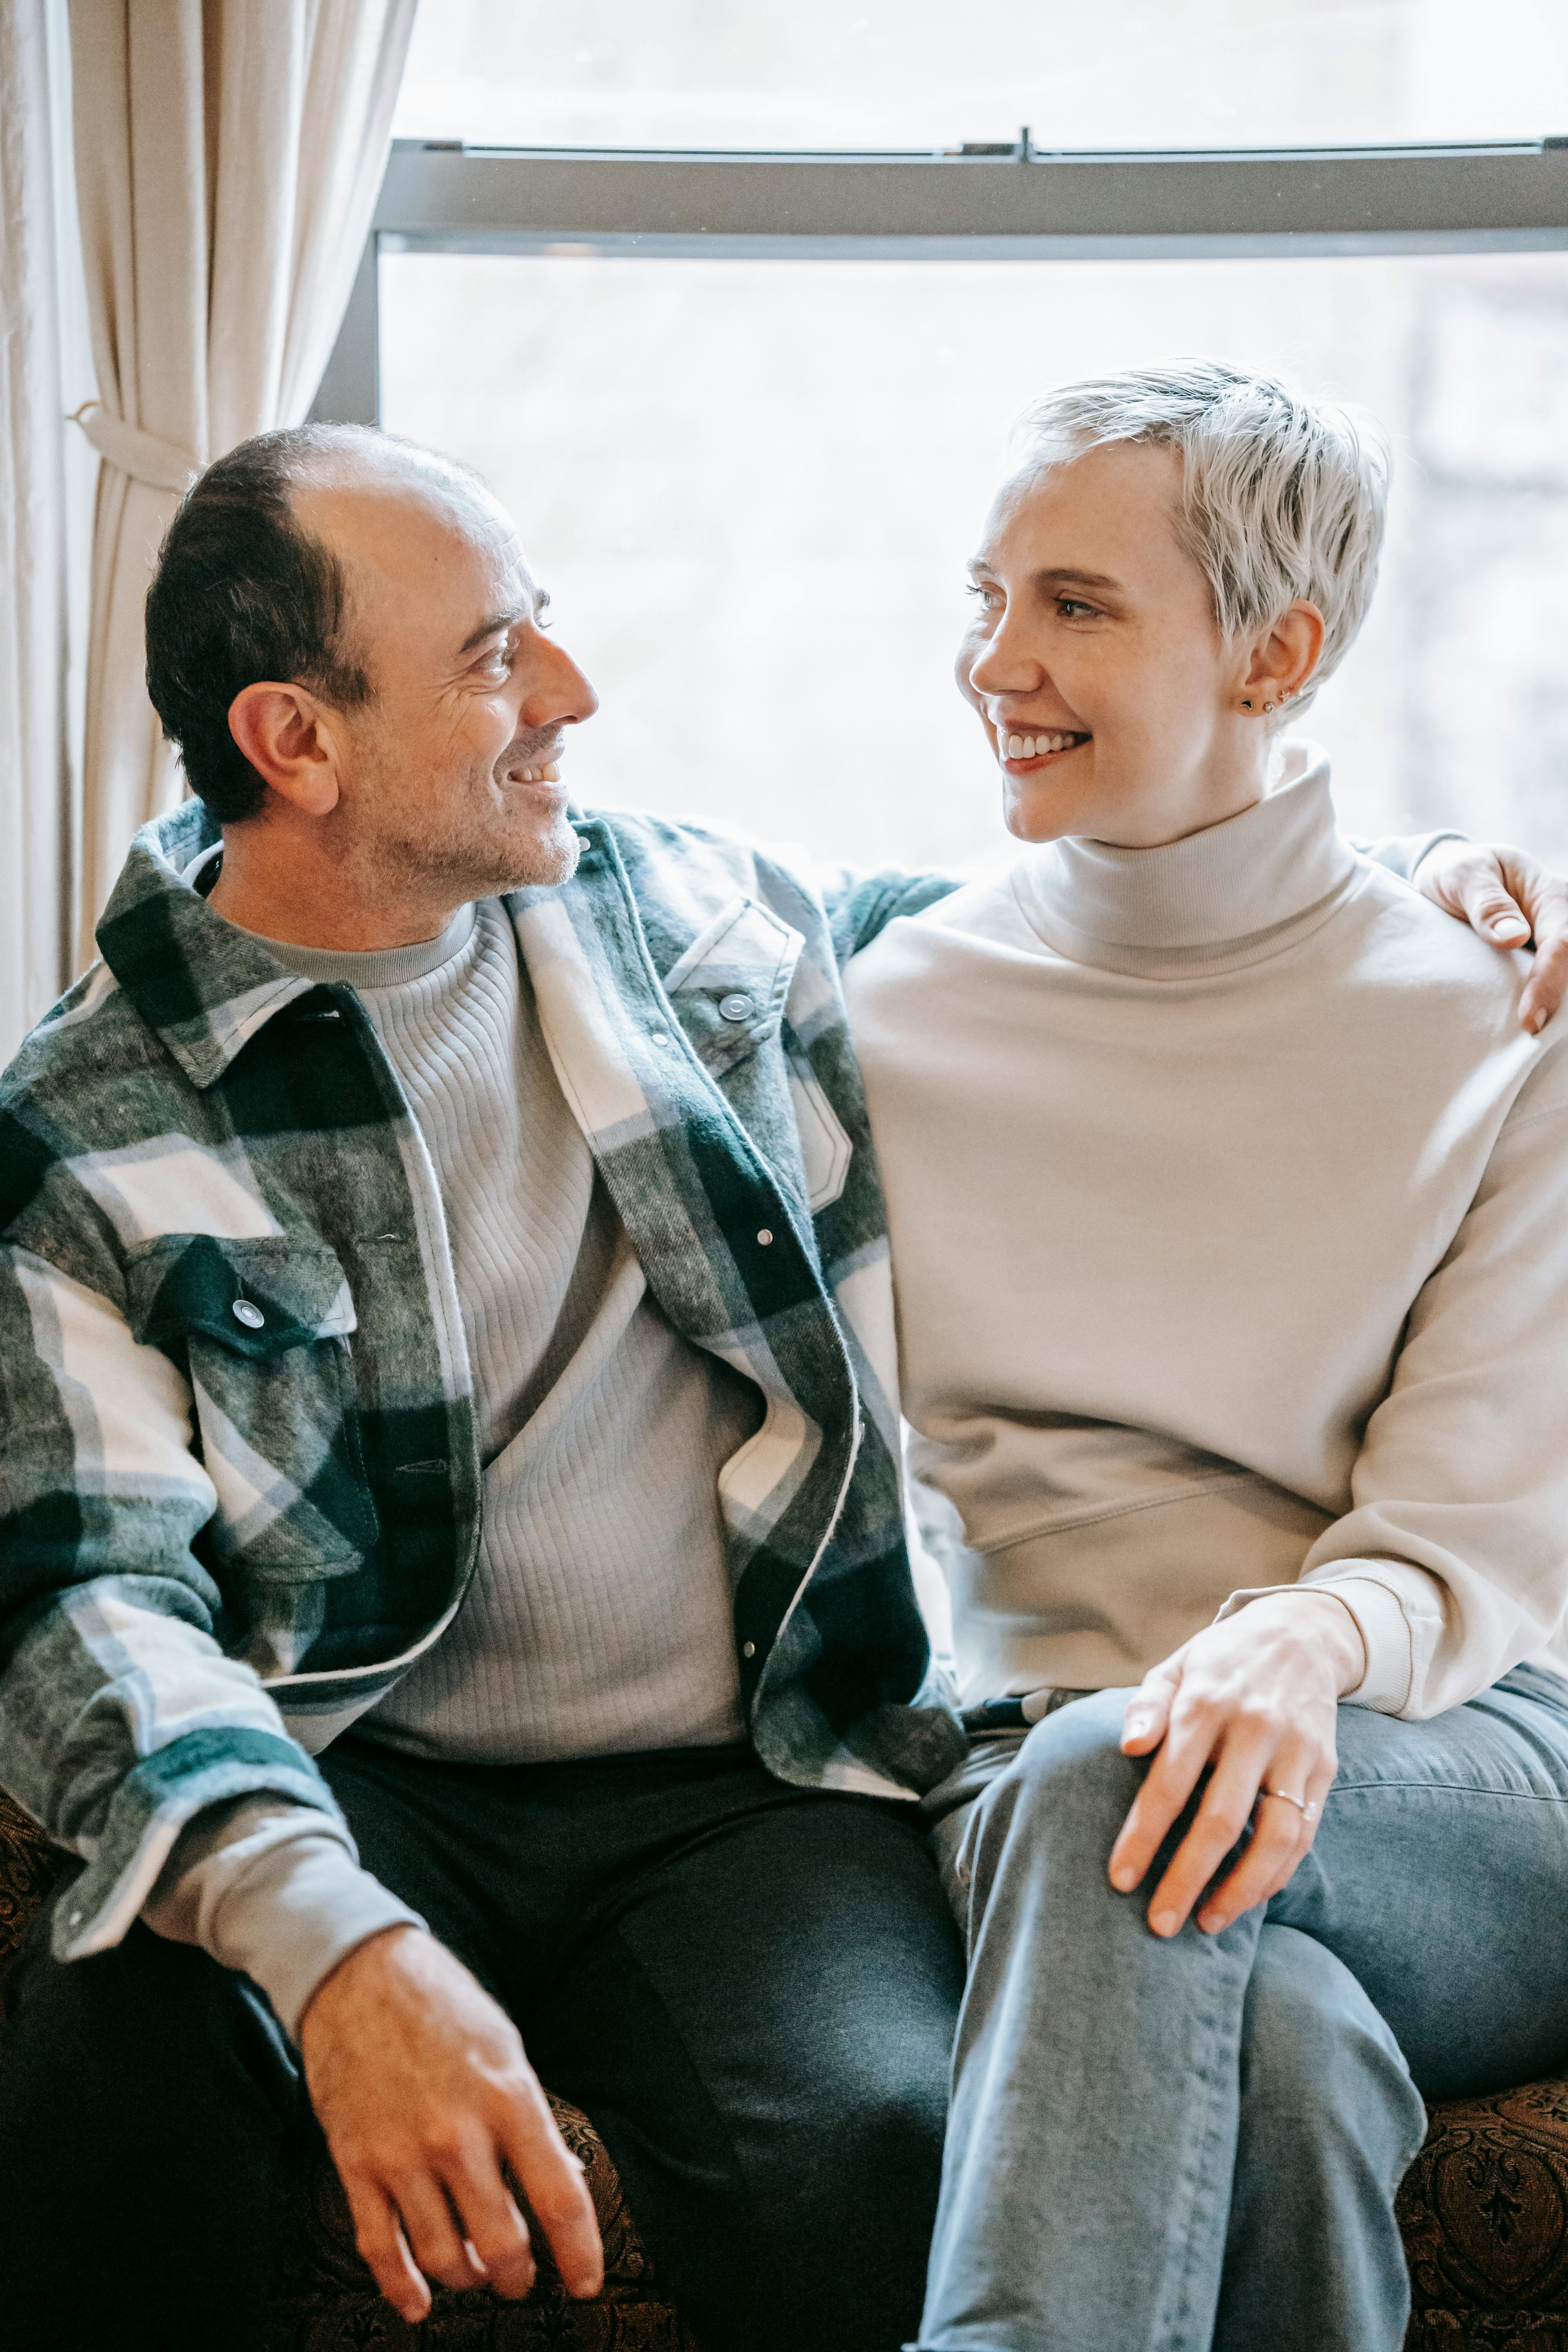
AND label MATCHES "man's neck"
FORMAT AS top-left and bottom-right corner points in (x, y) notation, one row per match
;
(205, 842), (463, 953)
